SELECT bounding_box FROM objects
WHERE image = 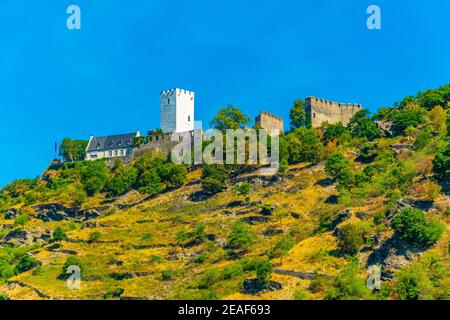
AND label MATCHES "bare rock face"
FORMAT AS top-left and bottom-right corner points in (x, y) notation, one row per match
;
(375, 120), (395, 137)
(3, 228), (52, 246)
(32, 203), (100, 222)
(4, 208), (20, 220)
(367, 234), (426, 280)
